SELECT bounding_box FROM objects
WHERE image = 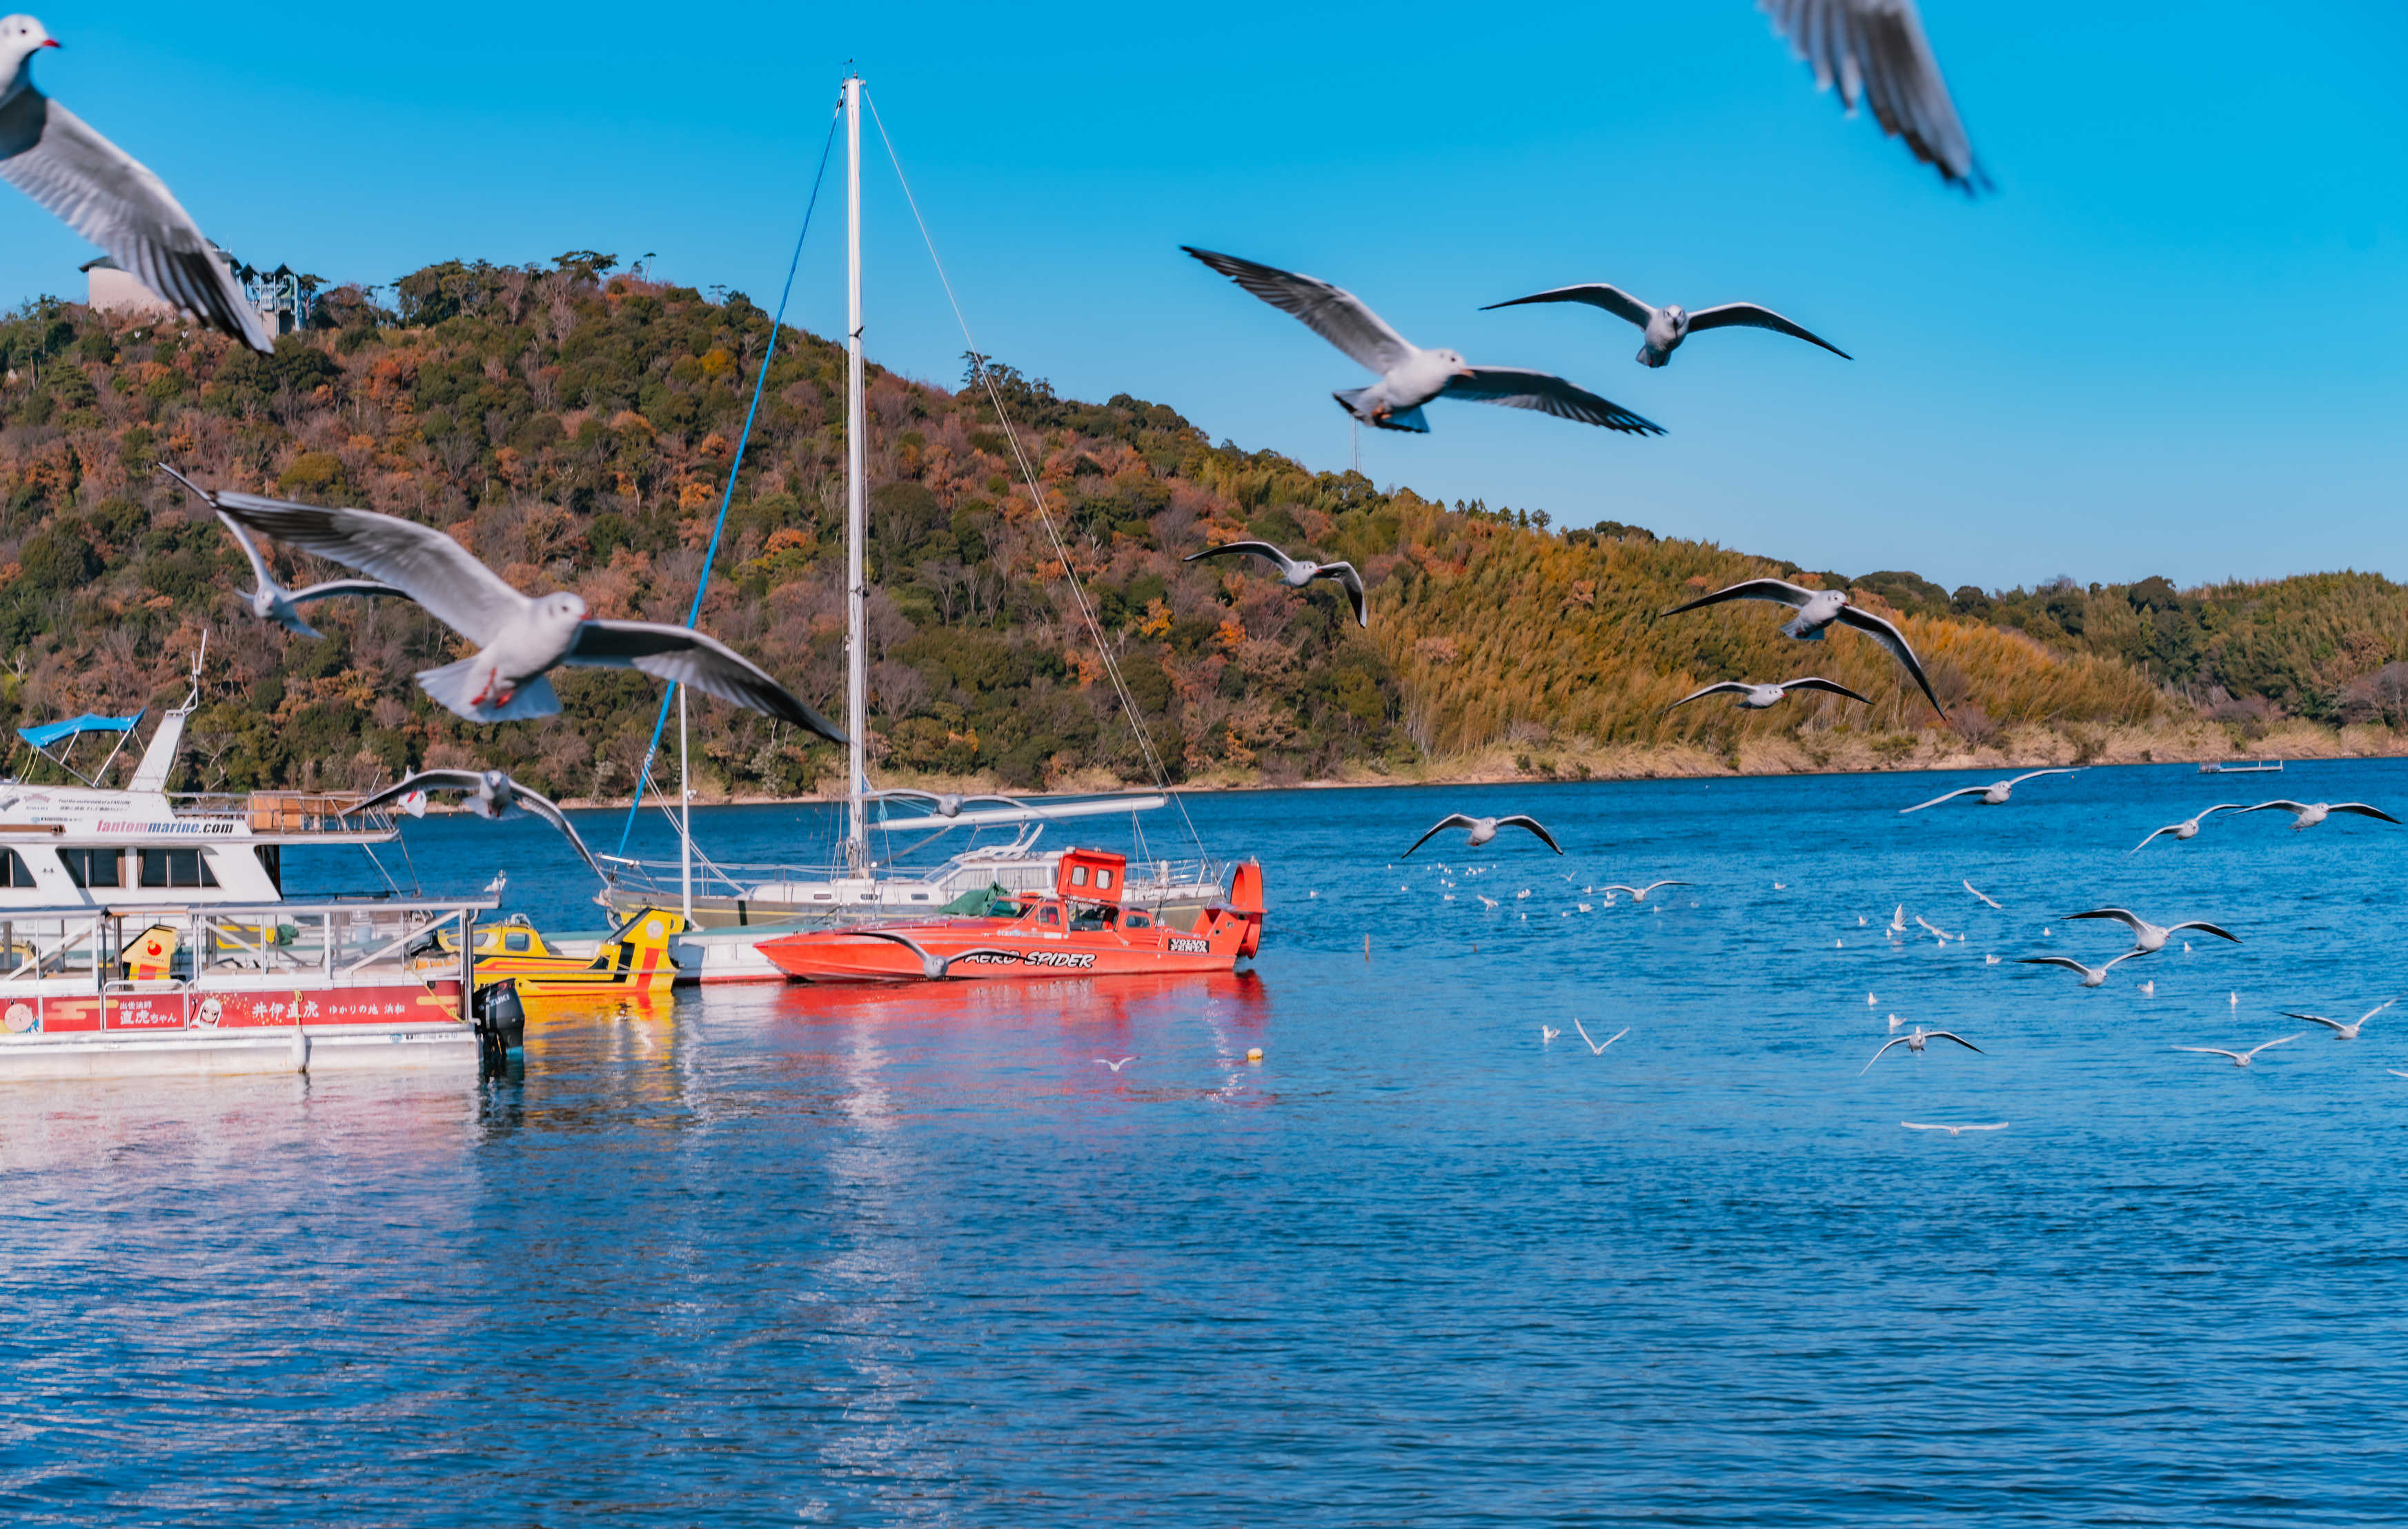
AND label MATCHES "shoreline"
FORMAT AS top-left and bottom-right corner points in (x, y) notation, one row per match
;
(548, 718), (2408, 812)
